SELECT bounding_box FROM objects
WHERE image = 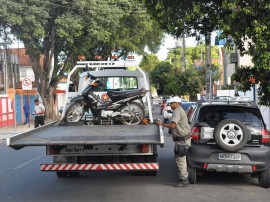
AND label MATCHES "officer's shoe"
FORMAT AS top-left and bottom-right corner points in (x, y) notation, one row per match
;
(173, 179), (190, 188)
